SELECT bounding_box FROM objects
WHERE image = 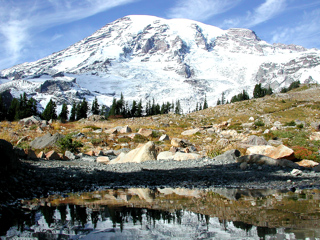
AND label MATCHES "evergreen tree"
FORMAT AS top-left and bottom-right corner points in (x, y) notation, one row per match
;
(203, 95), (208, 109)
(175, 100), (181, 114)
(59, 103), (69, 122)
(195, 102), (198, 111)
(69, 102), (77, 121)
(108, 98), (117, 117)
(137, 99), (143, 117)
(131, 100), (137, 117)
(221, 92), (226, 105)
(26, 97), (38, 117)
(100, 105), (109, 117)
(7, 98), (19, 121)
(42, 99), (57, 121)
(77, 98), (88, 120)
(0, 95), (6, 121)
(91, 97), (100, 115)
(216, 98), (221, 105)
(266, 86), (273, 95)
